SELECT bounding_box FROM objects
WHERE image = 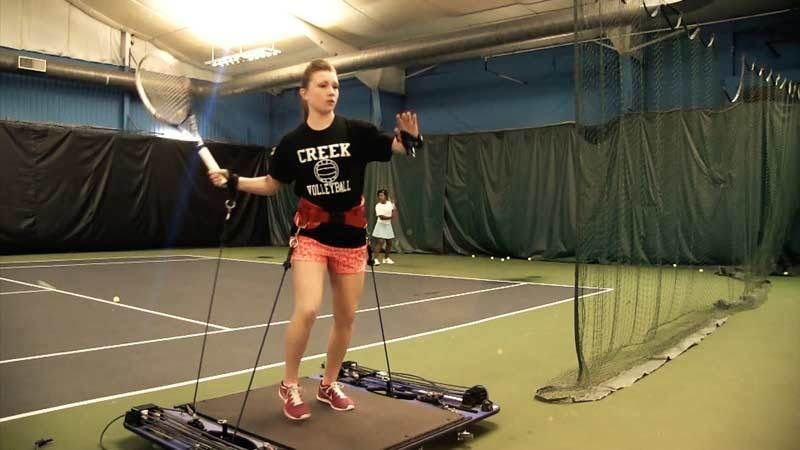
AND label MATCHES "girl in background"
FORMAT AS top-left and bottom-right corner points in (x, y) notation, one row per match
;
(372, 189), (396, 265)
